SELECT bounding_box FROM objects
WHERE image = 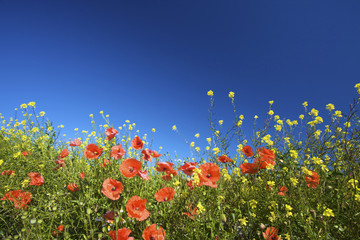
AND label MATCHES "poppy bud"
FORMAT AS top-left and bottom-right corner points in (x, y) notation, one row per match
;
(260, 223), (266, 230)
(220, 214), (227, 222)
(310, 209), (316, 218)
